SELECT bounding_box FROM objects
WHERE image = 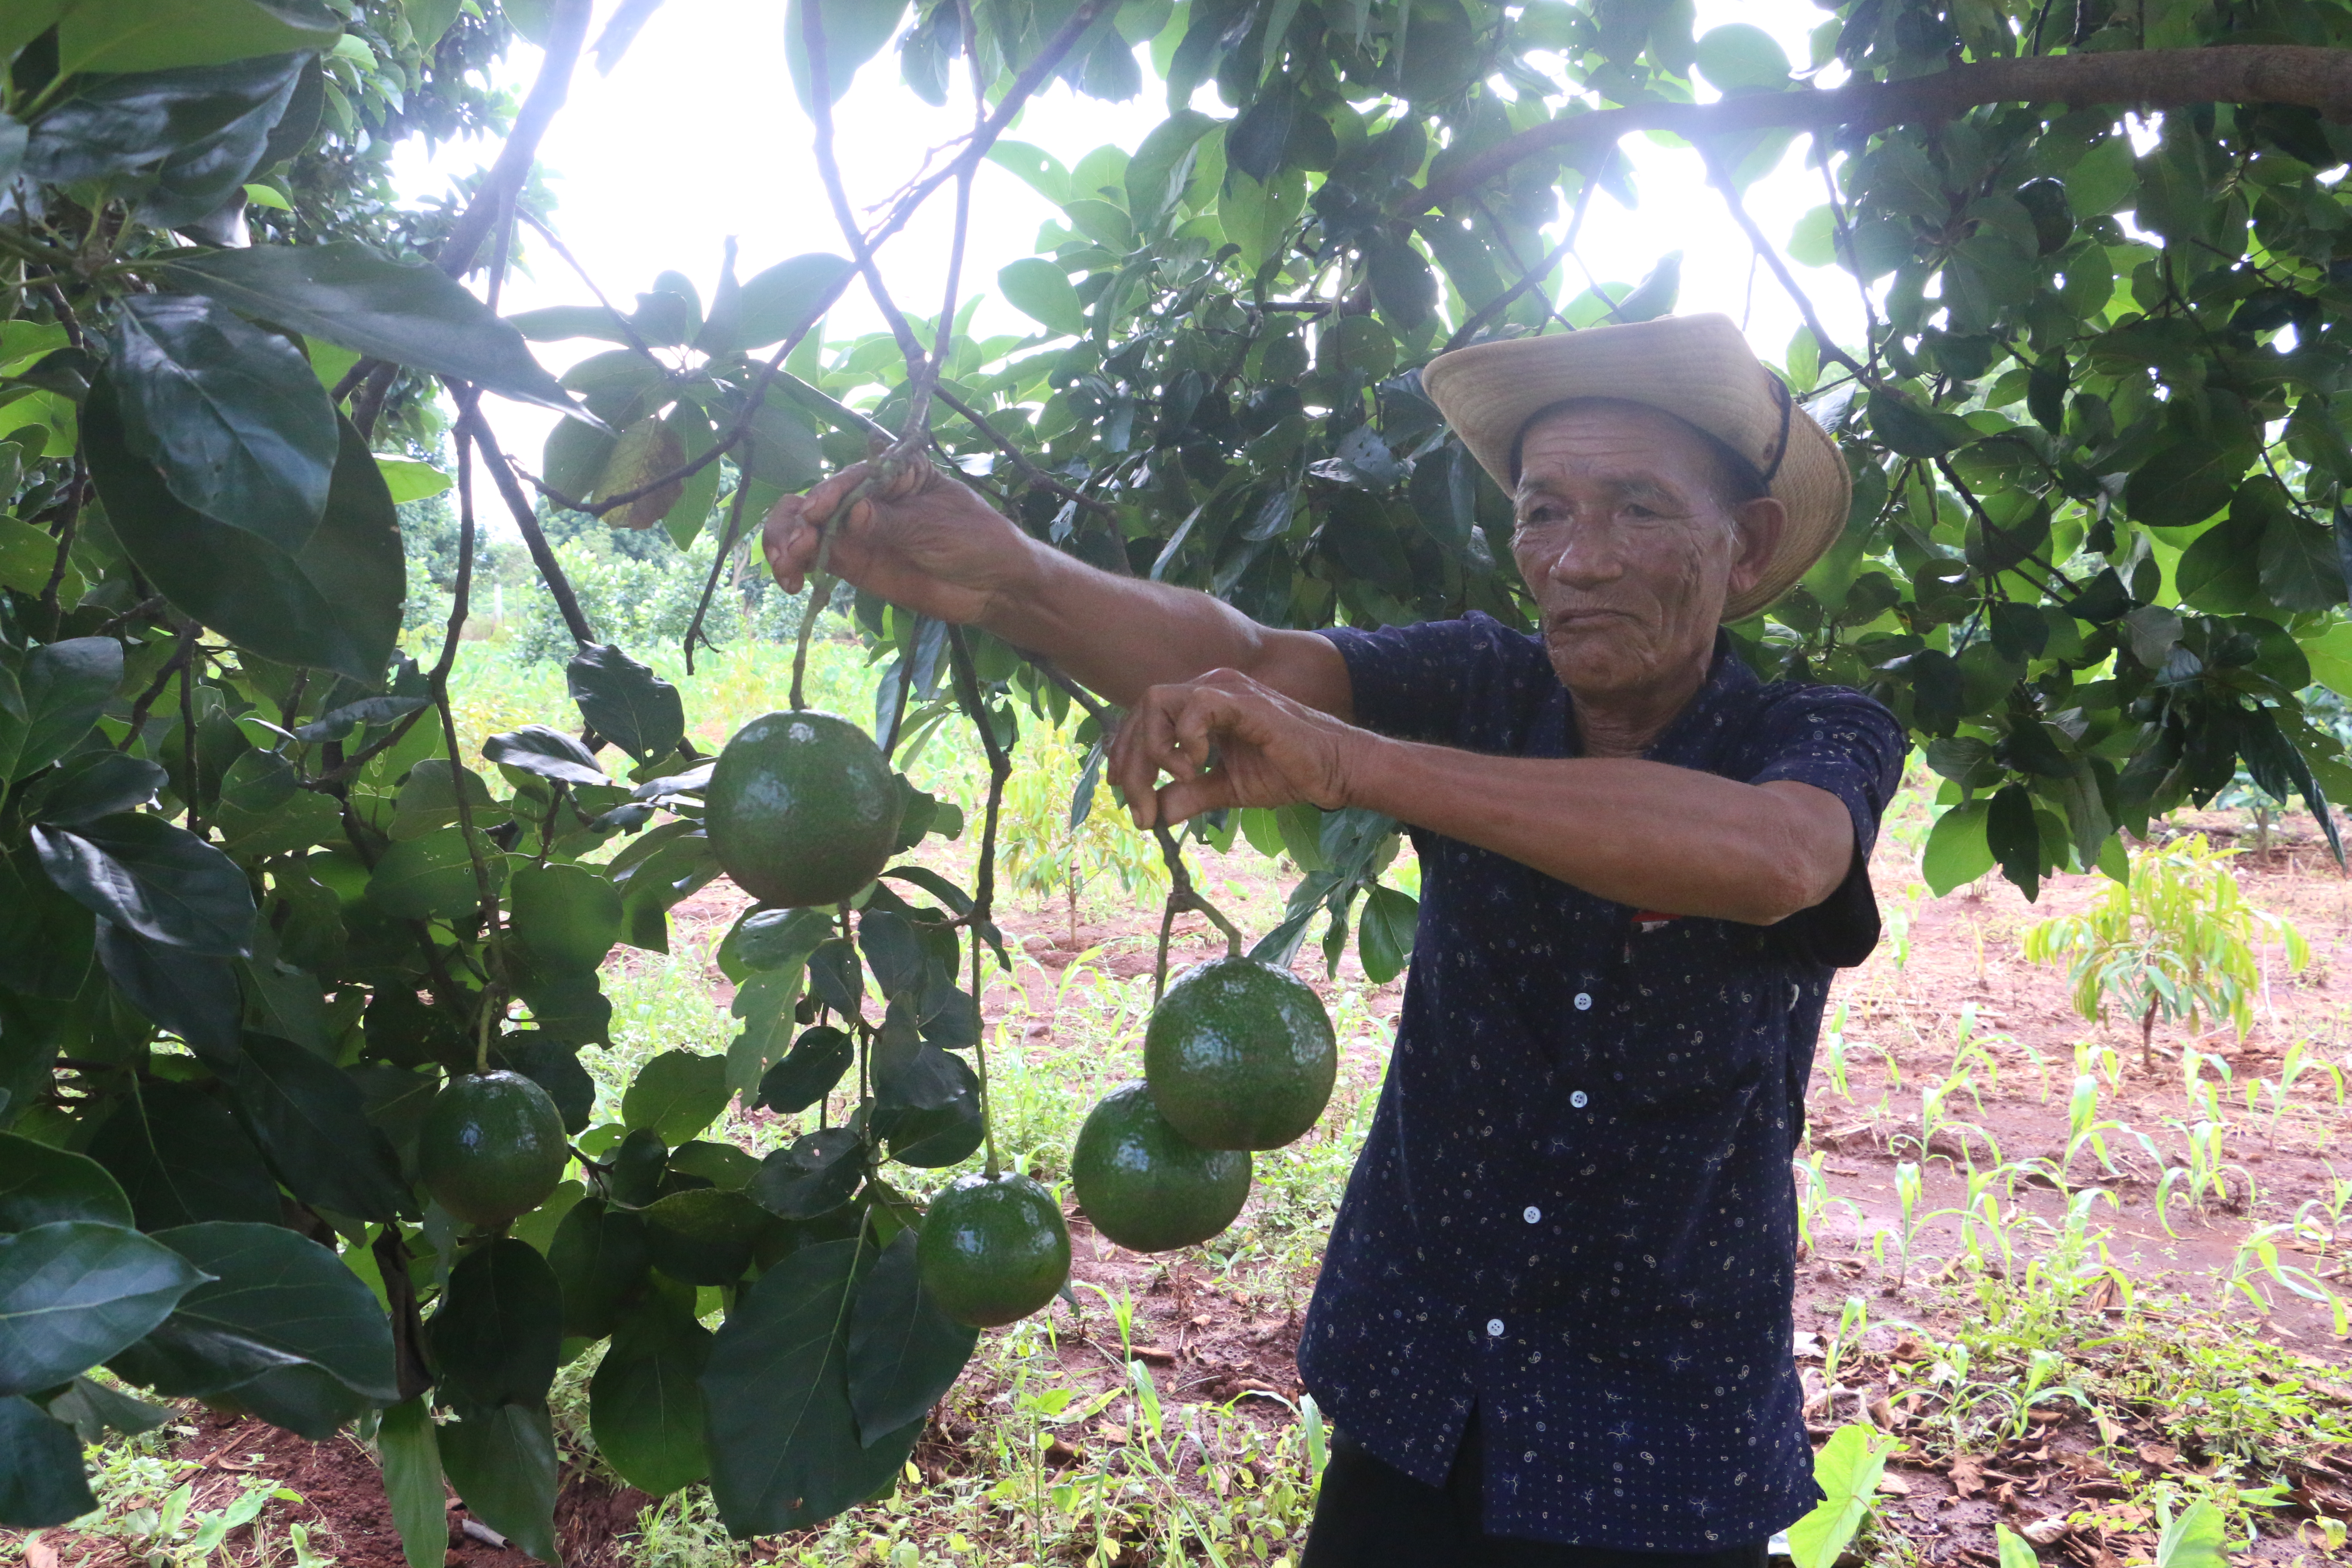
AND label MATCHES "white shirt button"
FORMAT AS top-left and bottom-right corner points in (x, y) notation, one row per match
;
(1487, 1318), (1506, 1338)
(1573, 992), (1592, 1011)
(1523, 1205), (1542, 1224)
(1570, 1090), (1589, 1109)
